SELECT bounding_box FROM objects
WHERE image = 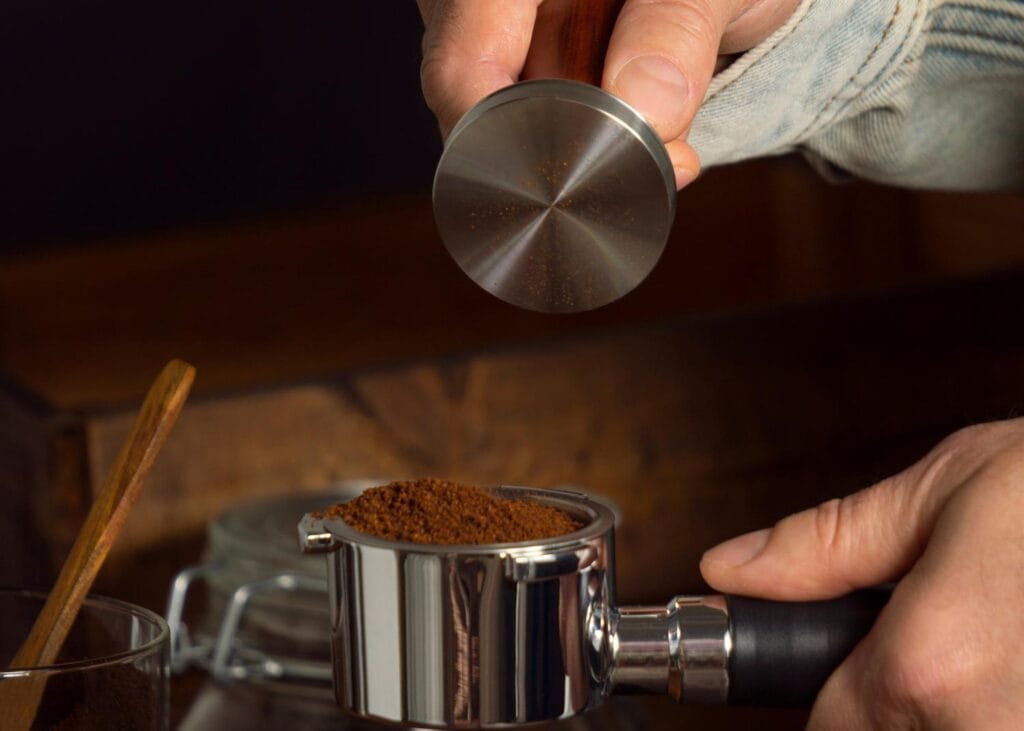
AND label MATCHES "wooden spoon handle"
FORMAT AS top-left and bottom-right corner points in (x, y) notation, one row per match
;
(1, 359), (195, 729)
(524, 0), (625, 86)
